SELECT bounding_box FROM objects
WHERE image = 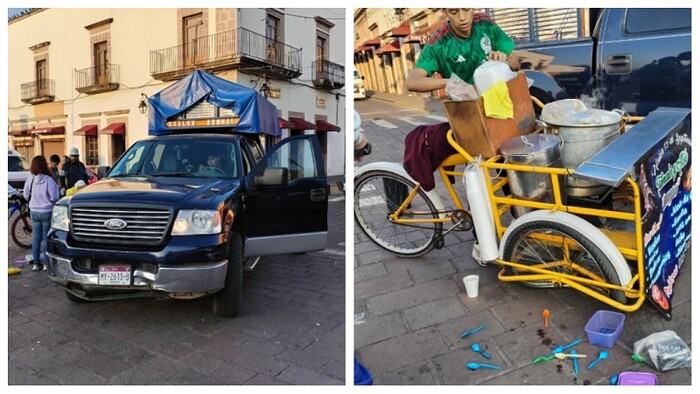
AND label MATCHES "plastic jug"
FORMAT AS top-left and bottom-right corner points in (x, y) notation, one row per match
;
(473, 61), (516, 96)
